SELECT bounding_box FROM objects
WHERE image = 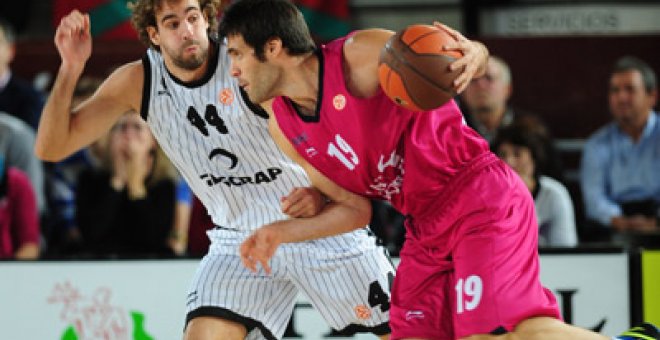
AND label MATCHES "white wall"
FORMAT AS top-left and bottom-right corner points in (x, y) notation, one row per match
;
(0, 252), (630, 340)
